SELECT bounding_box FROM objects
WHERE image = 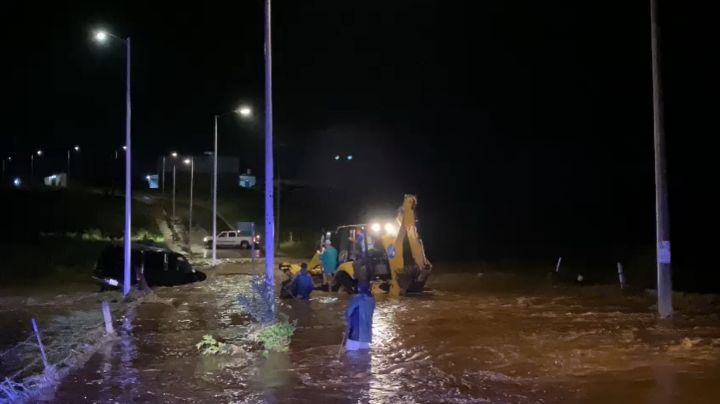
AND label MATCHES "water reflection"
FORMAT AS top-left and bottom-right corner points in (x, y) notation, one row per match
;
(118, 305), (139, 401)
(51, 271), (720, 403)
